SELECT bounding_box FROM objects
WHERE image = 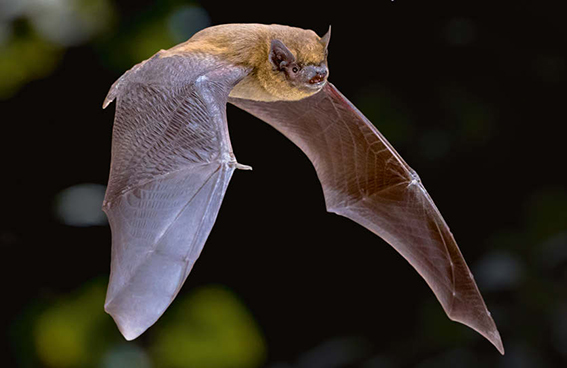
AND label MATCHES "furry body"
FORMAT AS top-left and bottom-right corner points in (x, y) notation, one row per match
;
(165, 24), (329, 101)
